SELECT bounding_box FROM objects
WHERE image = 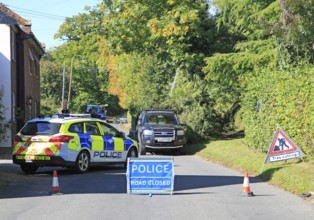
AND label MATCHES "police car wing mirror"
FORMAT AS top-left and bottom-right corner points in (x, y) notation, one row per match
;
(127, 131), (135, 139)
(118, 131), (125, 138)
